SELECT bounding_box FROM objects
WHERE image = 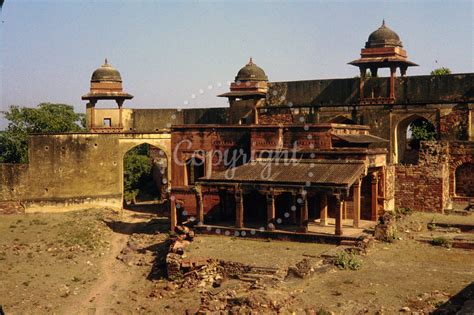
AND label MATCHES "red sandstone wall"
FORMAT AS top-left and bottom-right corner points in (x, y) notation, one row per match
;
(439, 106), (469, 140)
(394, 164), (449, 213)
